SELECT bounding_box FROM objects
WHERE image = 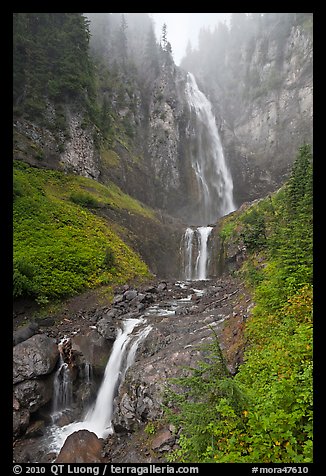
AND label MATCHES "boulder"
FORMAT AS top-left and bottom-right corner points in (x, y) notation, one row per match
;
(123, 289), (138, 301)
(157, 282), (167, 292)
(55, 430), (103, 463)
(151, 428), (175, 451)
(13, 321), (39, 346)
(13, 375), (53, 413)
(104, 308), (119, 319)
(113, 294), (124, 305)
(38, 317), (55, 327)
(13, 334), (59, 384)
(144, 285), (157, 294)
(137, 293), (146, 303)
